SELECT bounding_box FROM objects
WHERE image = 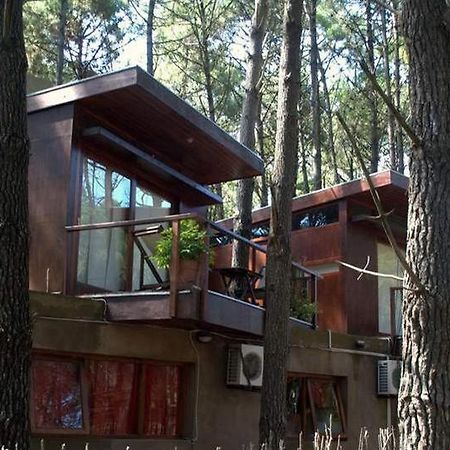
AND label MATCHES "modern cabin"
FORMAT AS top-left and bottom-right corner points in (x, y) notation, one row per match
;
(27, 68), (399, 450)
(218, 170), (408, 338)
